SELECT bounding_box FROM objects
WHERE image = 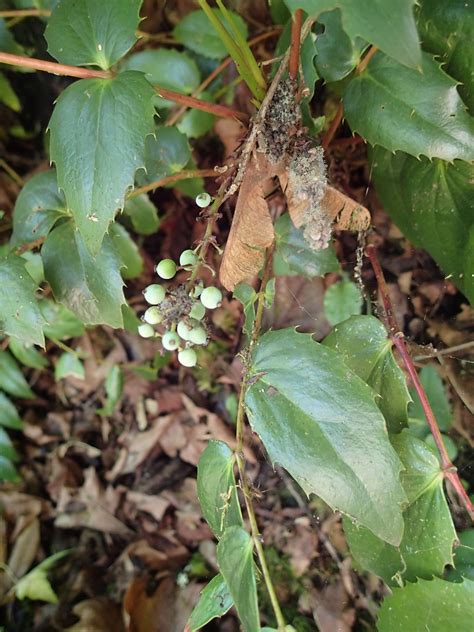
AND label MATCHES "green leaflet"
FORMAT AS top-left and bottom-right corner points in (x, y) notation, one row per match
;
(417, 0), (474, 112)
(42, 221), (125, 328)
(344, 432), (456, 585)
(0, 392), (23, 430)
(245, 329), (407, 545)
(377, 577), (474, 632)
(0, 427), (18, 462)
(48, 71), (155, 254)
(40, 300), (85, 341)
(54, 352), (85, 381)
(45, 0), (141, 70)
(409, 365), (452, 433)
(0, 72), (20, 111)
(8, 339), (48, 370)
(98, 365), (124, 416)
(122, 195), (160, 236)
(323, 277), (363, 326)
(274, 213), (339, 278)
(0, 254), (46, 347)
(187, 574), (233, 631)
(216, 527), (260, 632)
(174, 9), (248, 60)
(323, 315), (411, 433)
(197, 440), (243, 539)
(284, 0), (421, 69)
(11, 170), (68, 246)
(0, 350), (34, 399)
(233, 283), (257, 337)
(0, 455), (19, 482)
(108, 222), (143, 280)
(344, 51), (474, 161)
(371, 147), (474, 304)
(138, 126), (191, 185)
